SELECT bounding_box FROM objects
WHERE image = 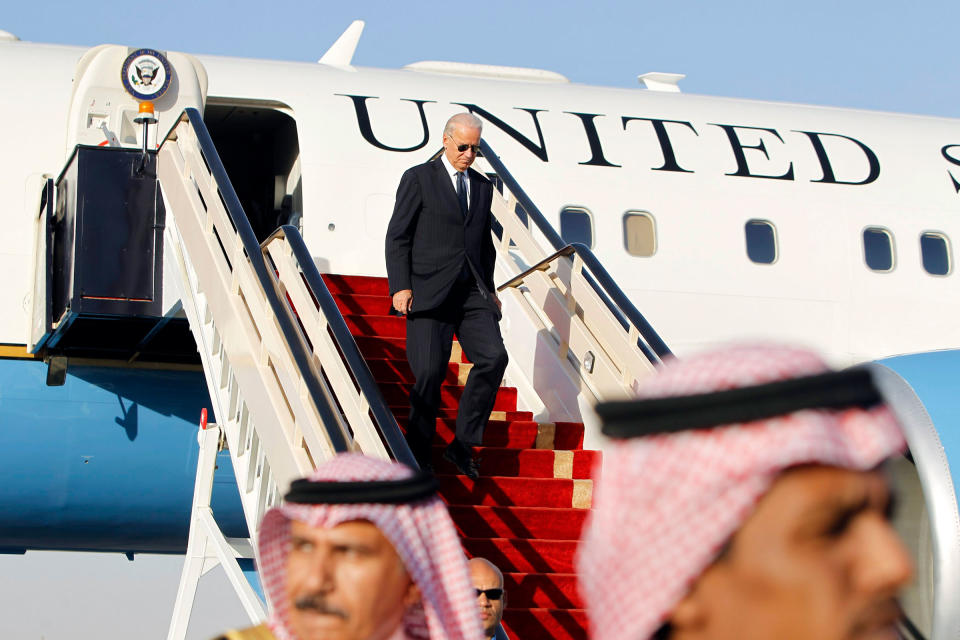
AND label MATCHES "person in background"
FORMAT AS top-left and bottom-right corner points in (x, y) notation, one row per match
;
(468, 557), (508, 640)
(578, 343), (914, 640)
